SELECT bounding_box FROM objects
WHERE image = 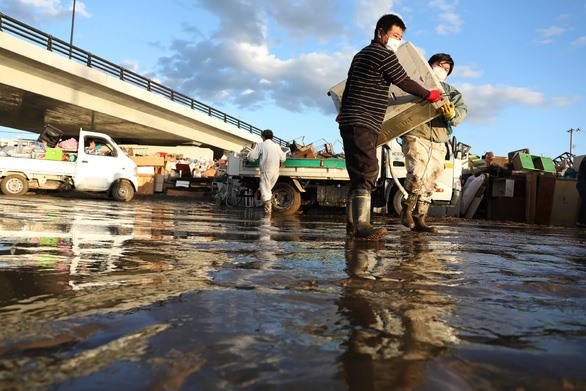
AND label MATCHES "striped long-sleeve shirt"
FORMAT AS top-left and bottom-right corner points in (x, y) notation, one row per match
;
(338, 41), (430, 133)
